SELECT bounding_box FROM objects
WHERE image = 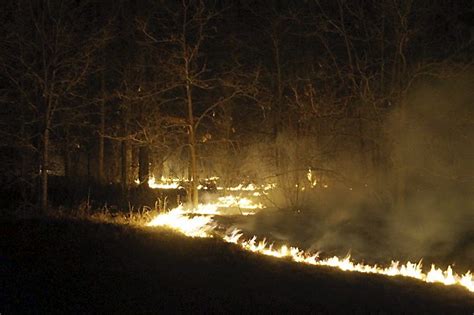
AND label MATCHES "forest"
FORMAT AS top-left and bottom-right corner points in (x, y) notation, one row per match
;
(1, 0), (472, 214)
(1, 0), (474, 312)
